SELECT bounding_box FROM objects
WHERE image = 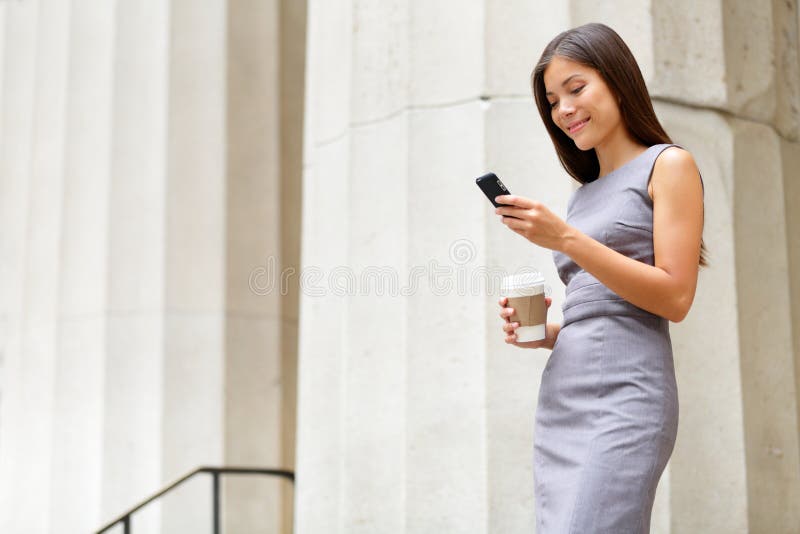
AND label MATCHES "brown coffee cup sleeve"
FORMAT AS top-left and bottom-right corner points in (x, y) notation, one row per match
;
(507, 293), (546, 326)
